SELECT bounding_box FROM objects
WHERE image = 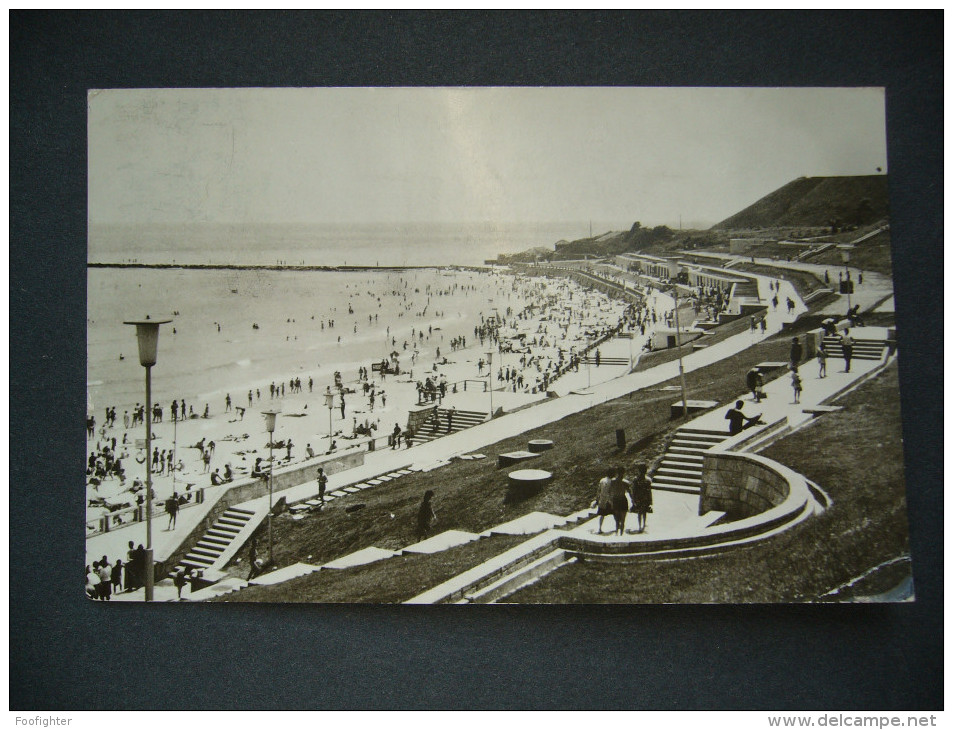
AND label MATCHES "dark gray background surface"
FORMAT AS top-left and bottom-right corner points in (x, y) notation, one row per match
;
(10, 11), (942, 710)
